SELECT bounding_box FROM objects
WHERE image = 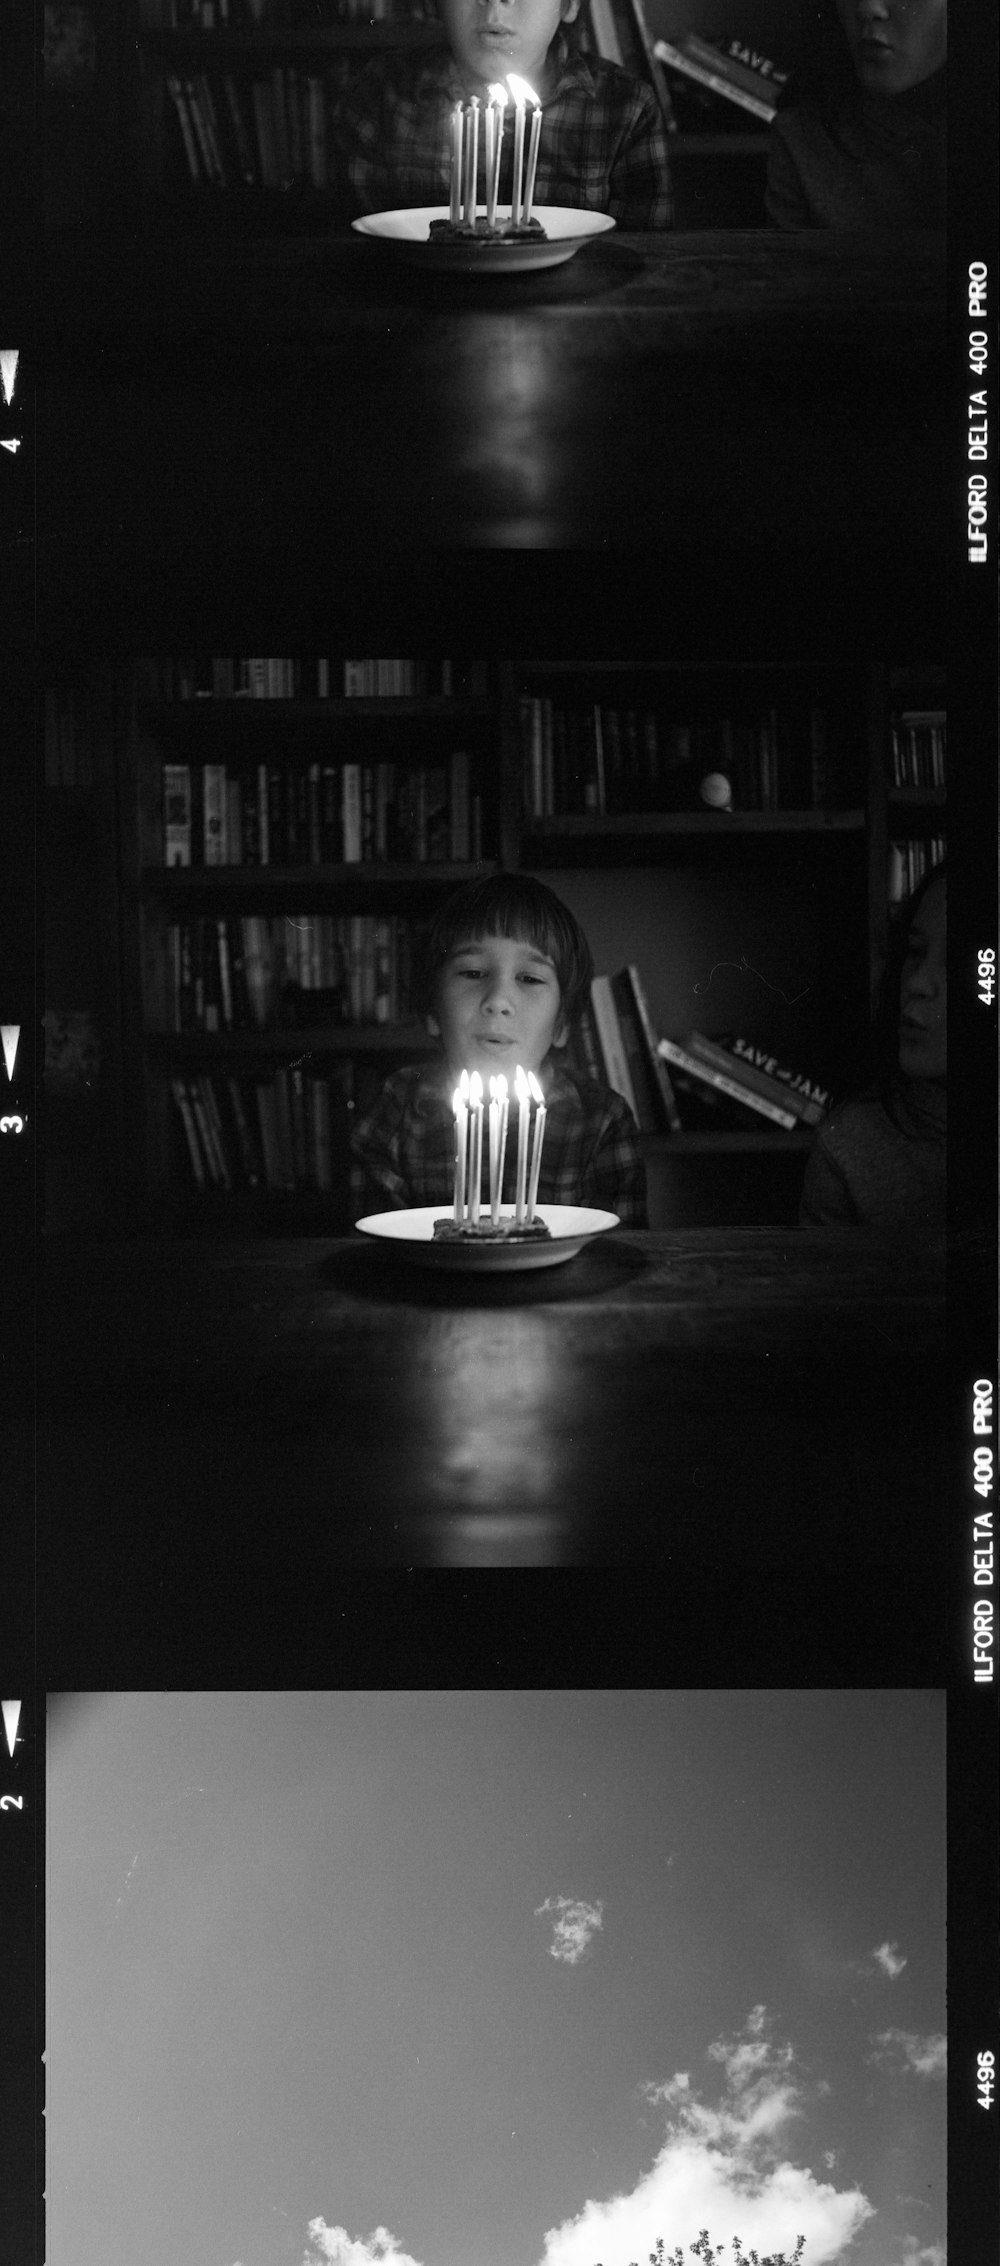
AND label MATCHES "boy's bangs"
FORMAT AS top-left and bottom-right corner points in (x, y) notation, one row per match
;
(455, 899), (560, 964)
